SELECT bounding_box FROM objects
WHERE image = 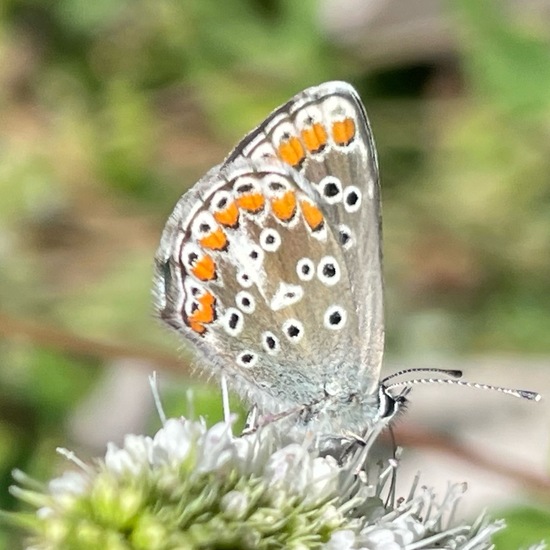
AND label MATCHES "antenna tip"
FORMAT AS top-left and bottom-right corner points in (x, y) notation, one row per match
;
(449, 370), (463, 378)
(519, 390), (542, 402)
